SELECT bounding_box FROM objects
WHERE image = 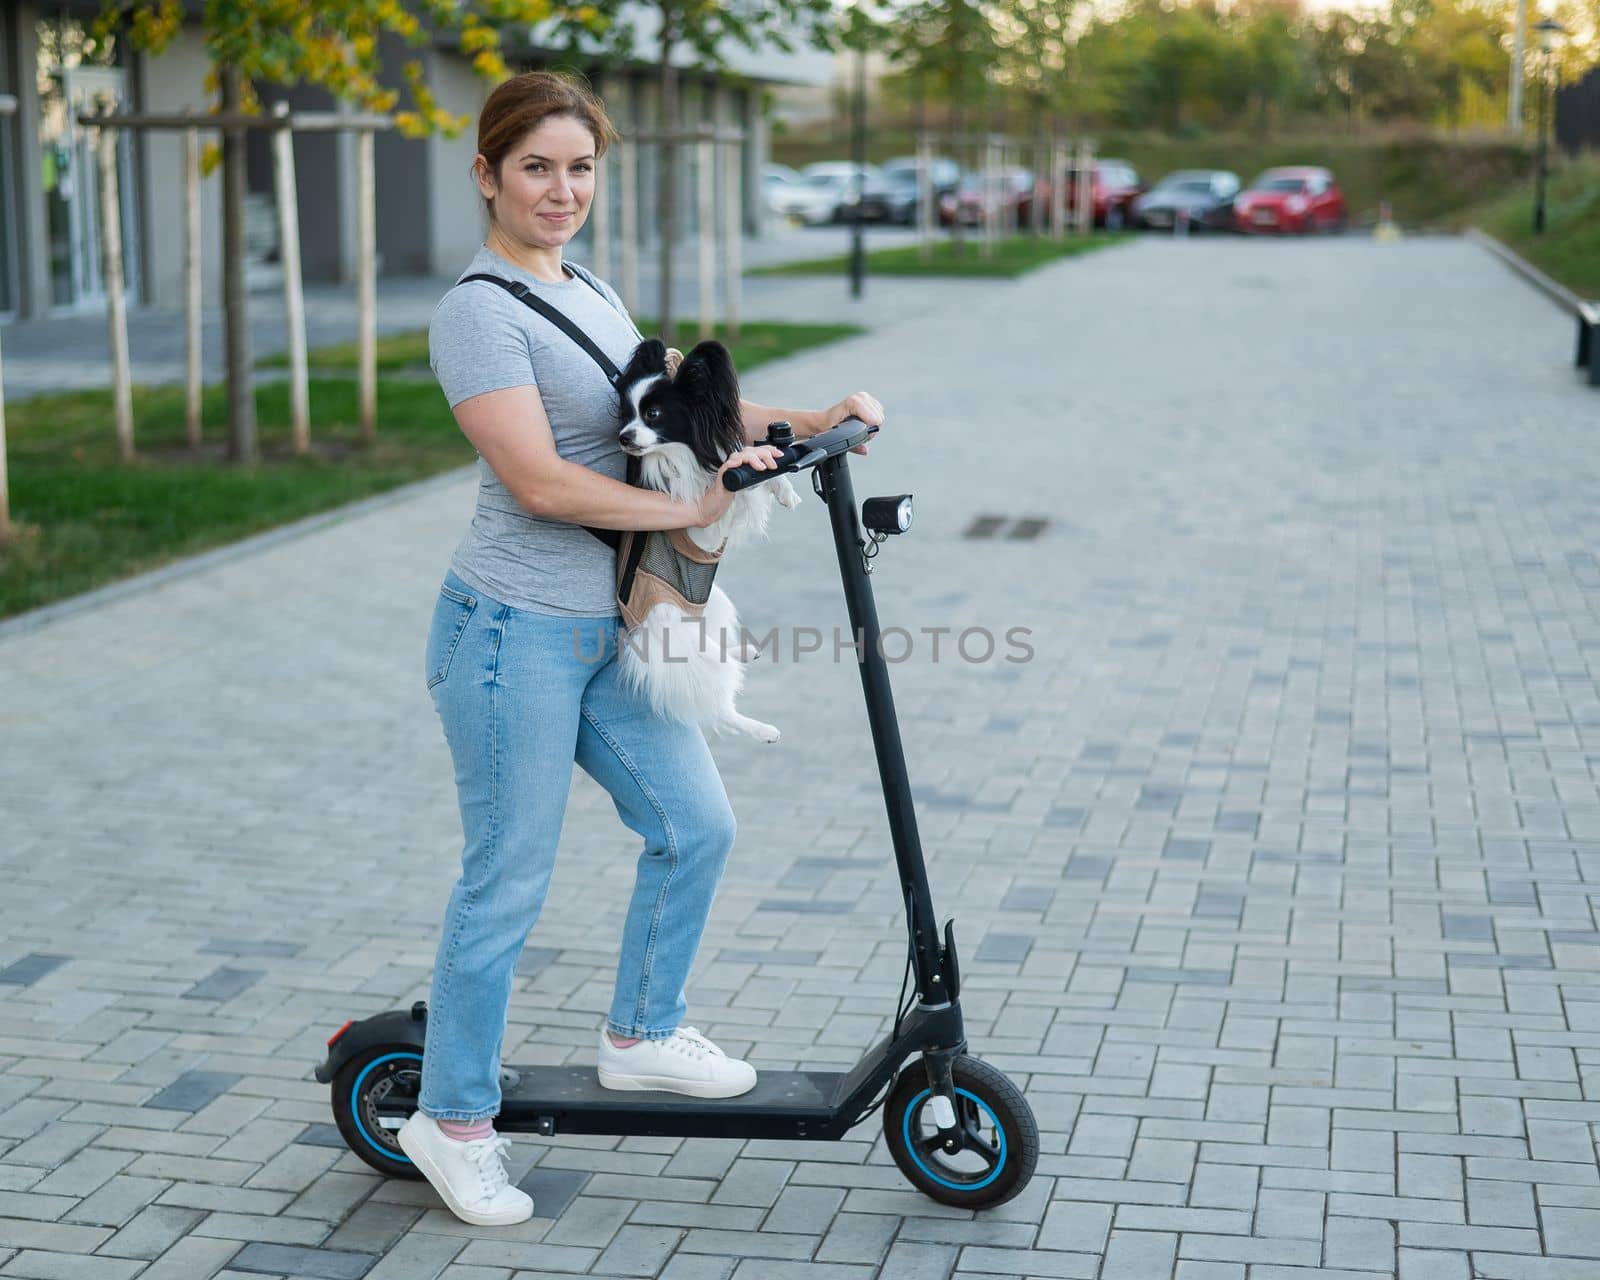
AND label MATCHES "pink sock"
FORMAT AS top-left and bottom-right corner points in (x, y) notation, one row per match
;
(436, 1117), (495, 1143)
